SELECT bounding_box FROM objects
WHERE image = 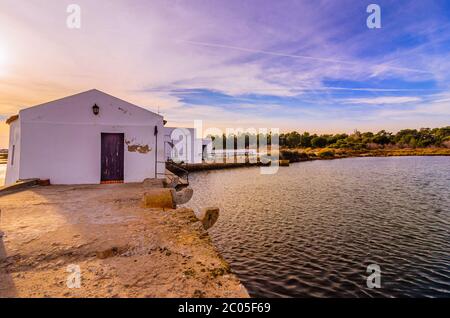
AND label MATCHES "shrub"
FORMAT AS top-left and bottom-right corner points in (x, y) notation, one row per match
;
(280, 150), (309, 162)
(317, 149), (335, 158)
(311, 136), (328, 148)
